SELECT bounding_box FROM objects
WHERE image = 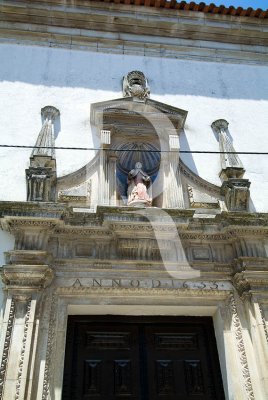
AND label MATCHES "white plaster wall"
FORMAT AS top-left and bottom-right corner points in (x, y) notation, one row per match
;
(0, 43), (268, 211)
